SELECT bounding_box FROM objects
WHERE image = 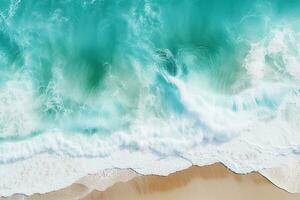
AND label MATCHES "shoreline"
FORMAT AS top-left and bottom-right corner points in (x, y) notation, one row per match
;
(2, 163), (300, 200)
(0, 154), (300, 197)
